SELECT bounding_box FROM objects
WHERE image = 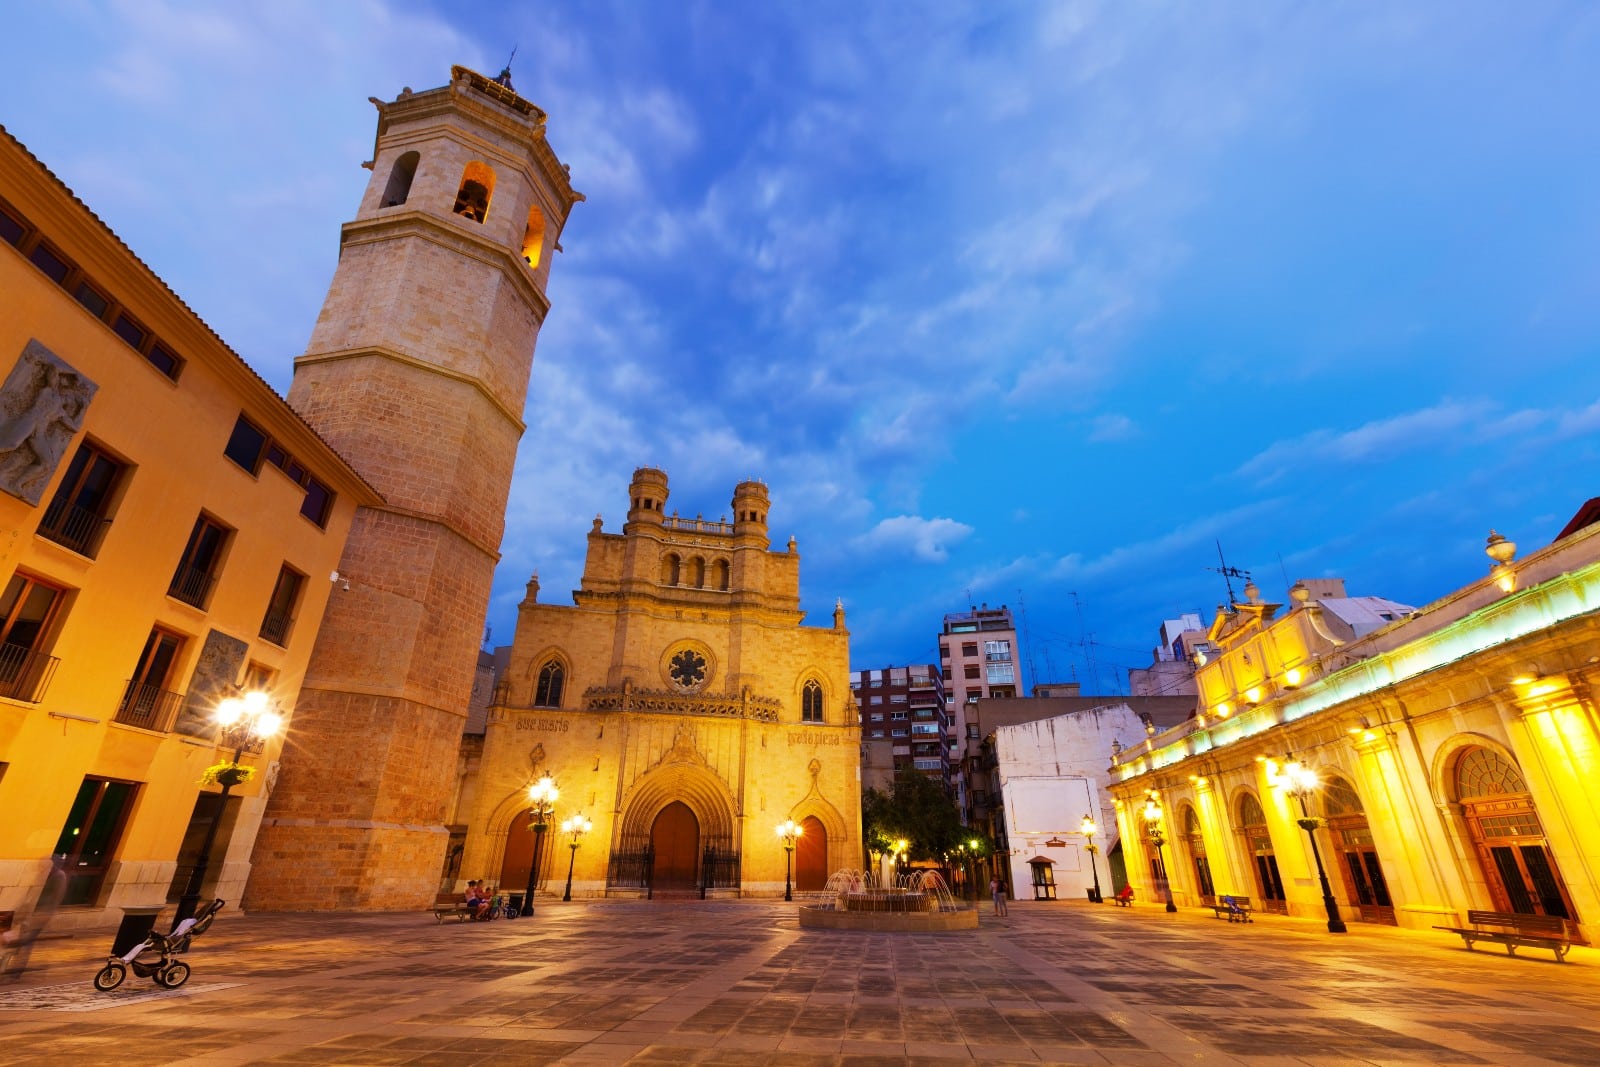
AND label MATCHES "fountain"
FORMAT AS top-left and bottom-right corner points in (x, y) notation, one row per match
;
(797, 868), (980, 931)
